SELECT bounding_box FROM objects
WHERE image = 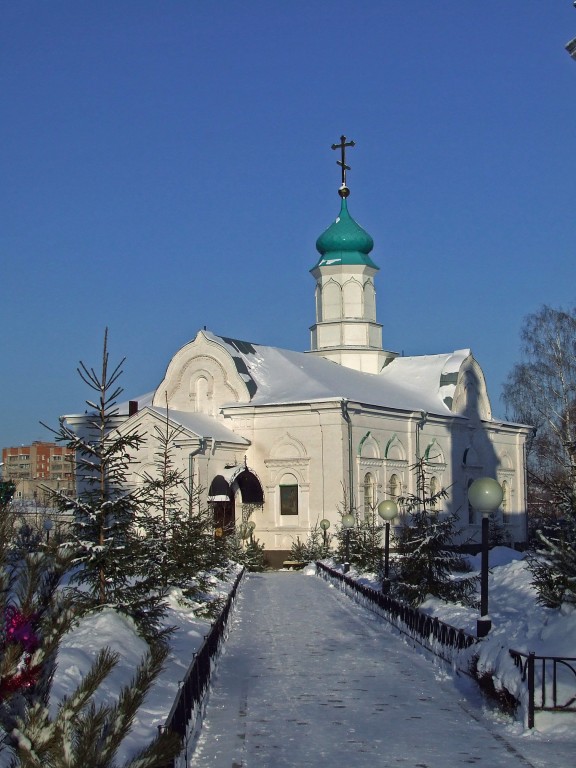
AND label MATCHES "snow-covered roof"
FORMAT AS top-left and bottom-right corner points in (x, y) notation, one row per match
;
(207, 332), (471, 417)
(145, 406), (249, 445)
(380, 349), (471, 413)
